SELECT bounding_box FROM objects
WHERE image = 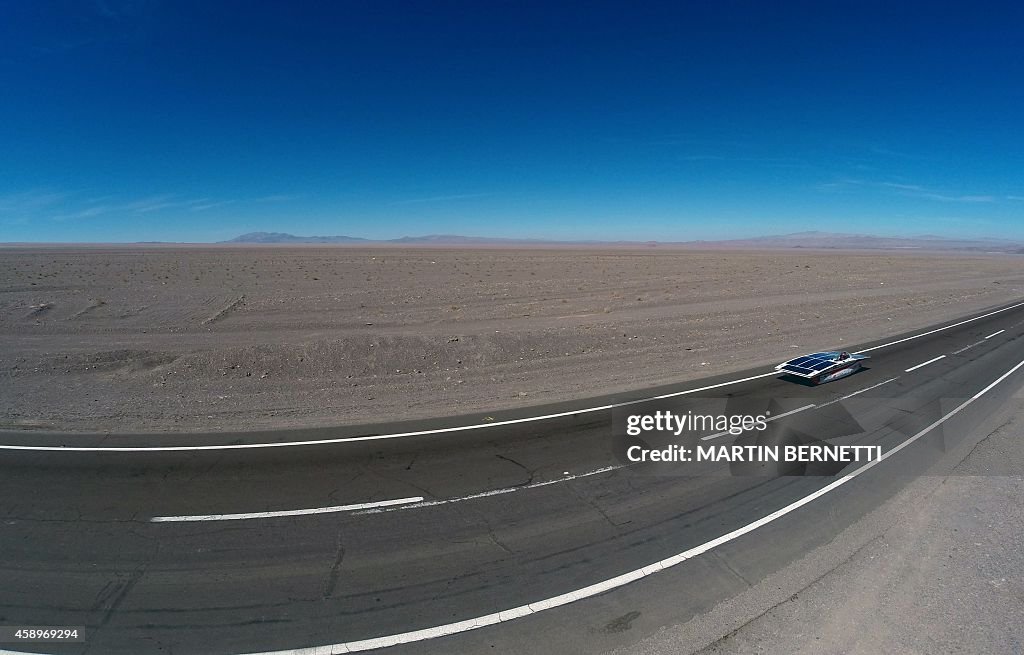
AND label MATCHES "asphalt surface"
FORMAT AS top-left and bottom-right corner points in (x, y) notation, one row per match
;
(3, 299), (1024, 655)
